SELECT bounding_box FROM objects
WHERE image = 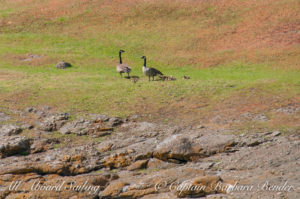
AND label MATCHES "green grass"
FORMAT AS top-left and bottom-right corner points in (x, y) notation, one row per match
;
(0, 0), (299, 129)
(0, 8), (14, 18)
(0, 32), (299, 118)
